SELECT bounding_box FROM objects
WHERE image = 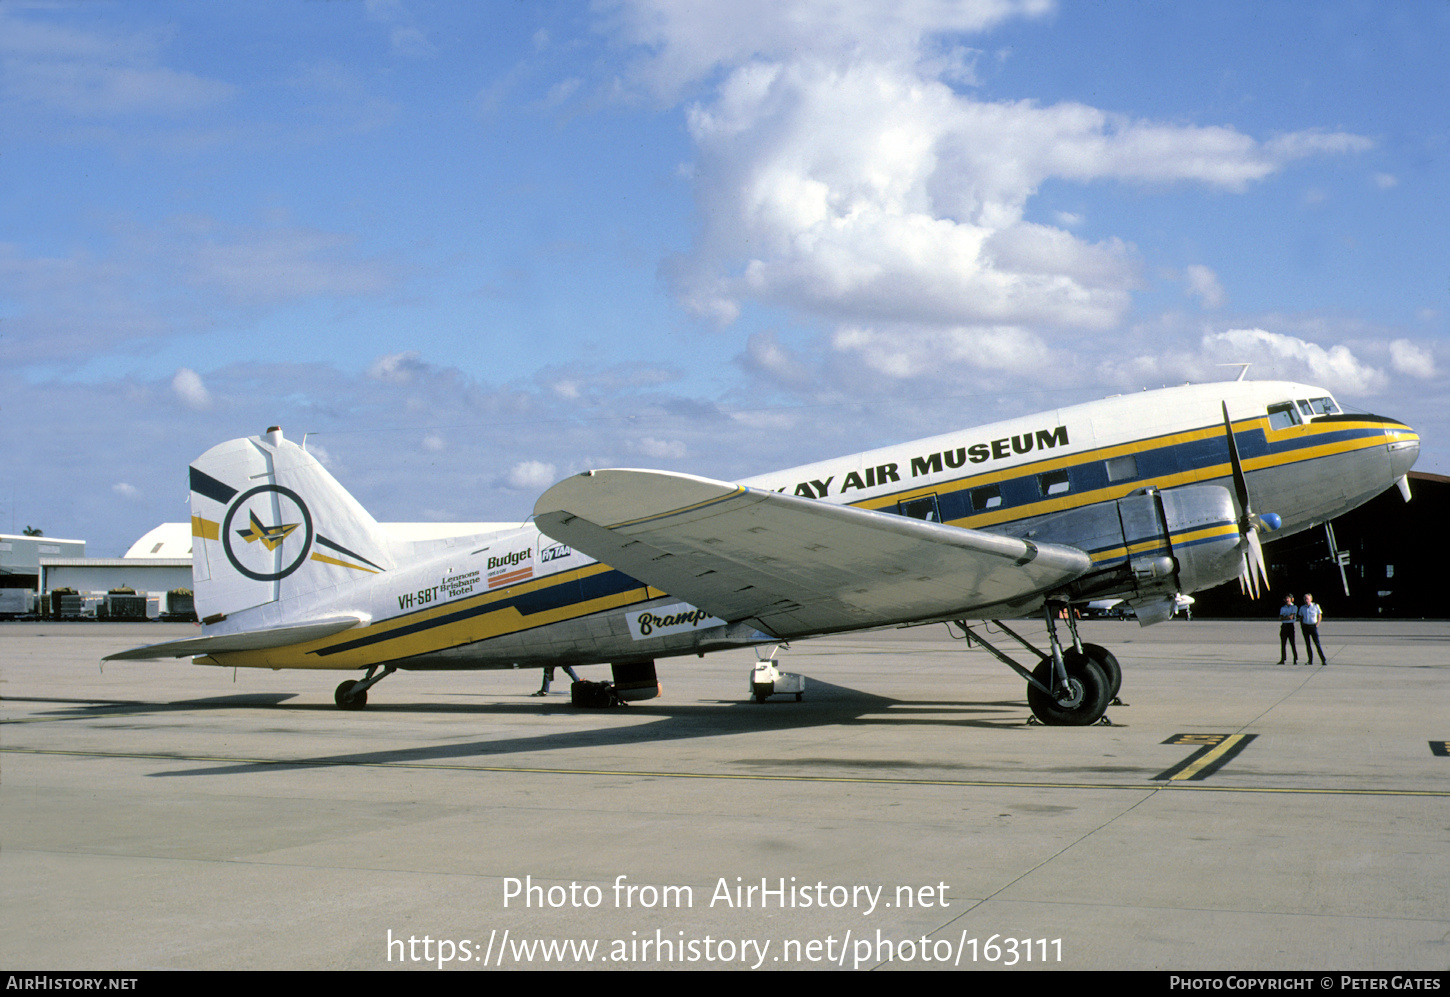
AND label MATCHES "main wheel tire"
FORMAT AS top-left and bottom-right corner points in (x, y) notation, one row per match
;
(1026, 654), (1110, 726)
(334, 679), (368, 711)
(1080, 643), (1122, 699)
